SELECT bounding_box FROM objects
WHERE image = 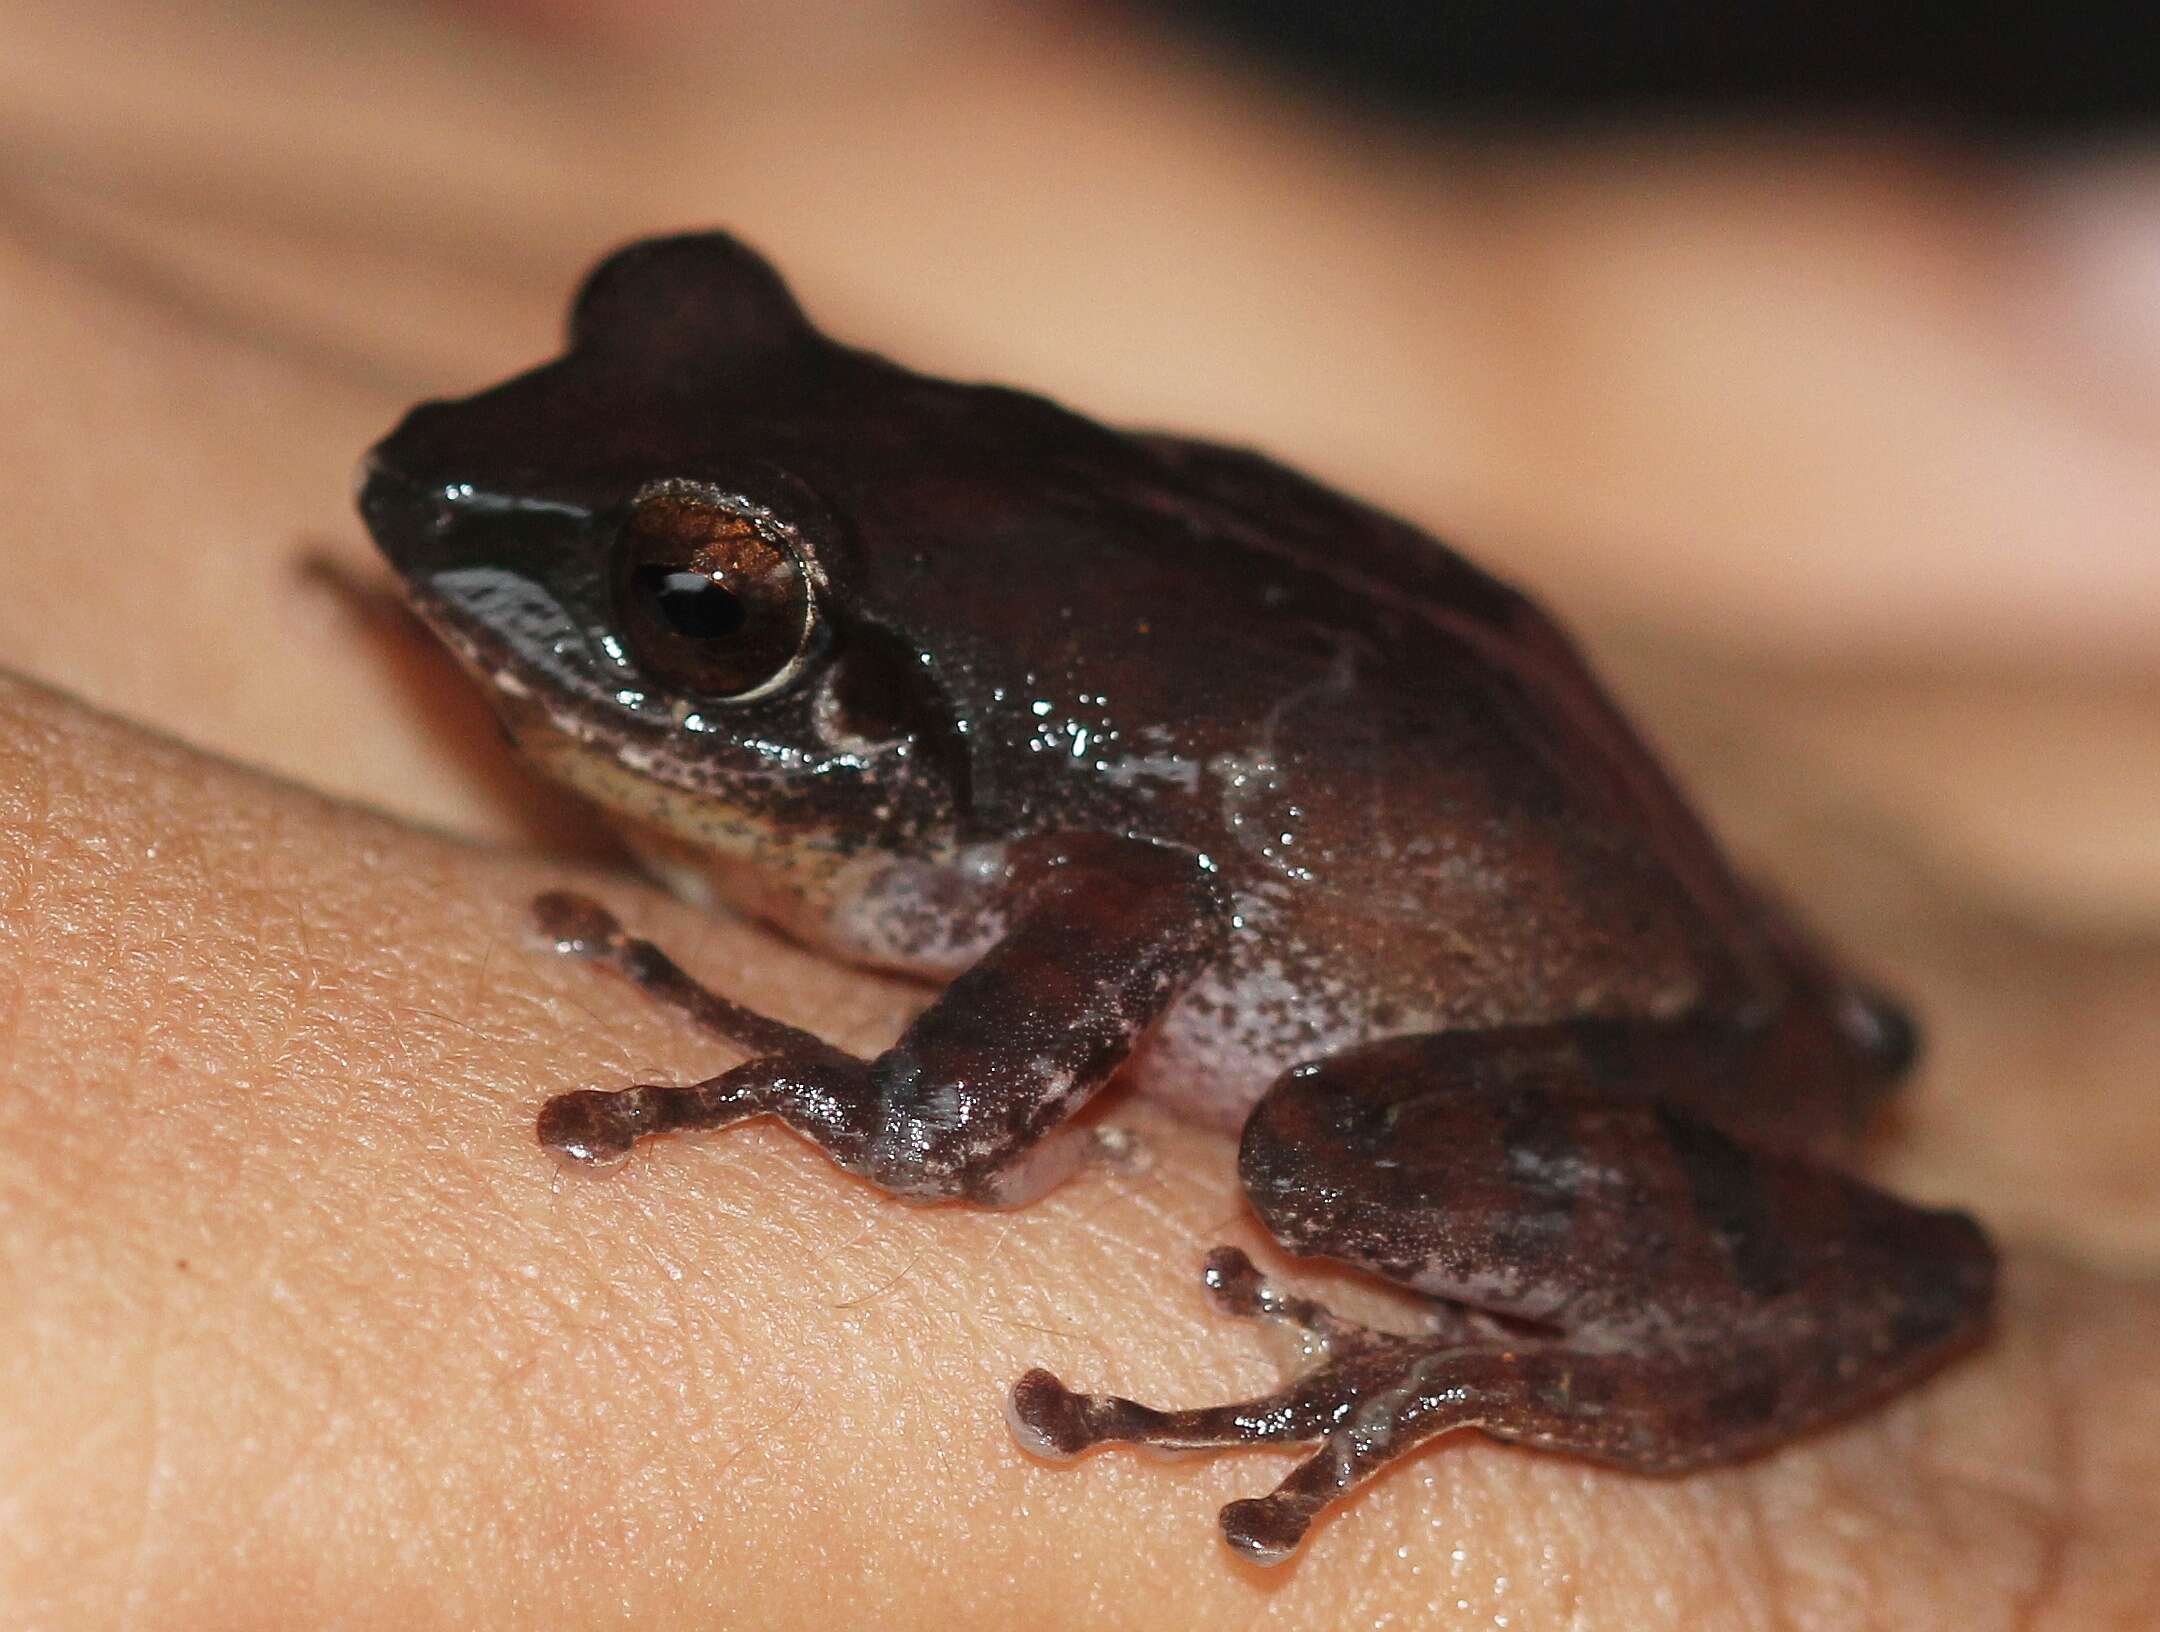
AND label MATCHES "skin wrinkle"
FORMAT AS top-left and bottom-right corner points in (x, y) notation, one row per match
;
(246, 900), (325, 1096)
(1736, 1467), (1805, 1632)
(1900, 1412), (1989, 1623)
(2005, 1303), (2076, 1632)
(1951, 1268), (2122, 1625)
(114, 1267), (167, 1632)
(0, 174), (440, 402)
(204, 1292), (387, 1577)
(1817, 1448), (1910, 1624)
